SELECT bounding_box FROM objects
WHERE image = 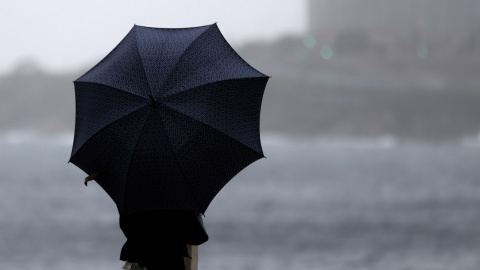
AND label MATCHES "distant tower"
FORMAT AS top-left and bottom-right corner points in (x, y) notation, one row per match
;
(309, 0), (403, 34)
(308, 0), (480, 57)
